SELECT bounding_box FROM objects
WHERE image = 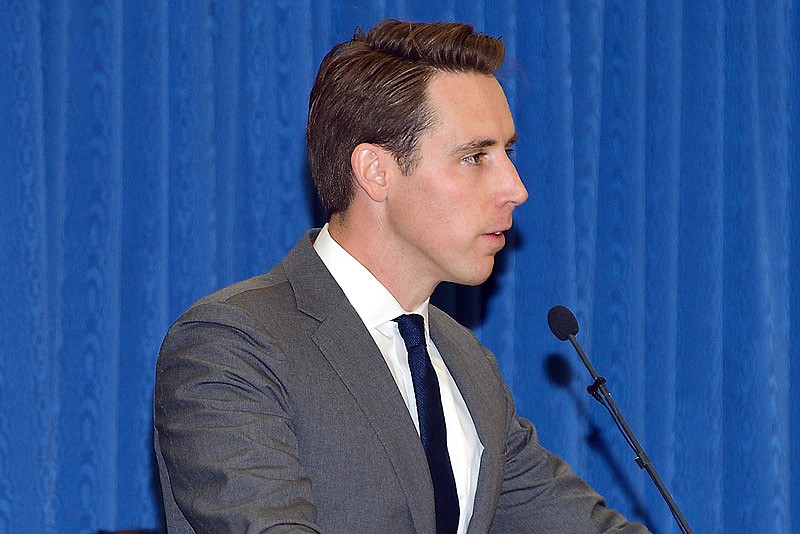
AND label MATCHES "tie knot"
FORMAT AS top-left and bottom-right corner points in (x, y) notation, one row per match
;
(393, 313), (426, 349)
